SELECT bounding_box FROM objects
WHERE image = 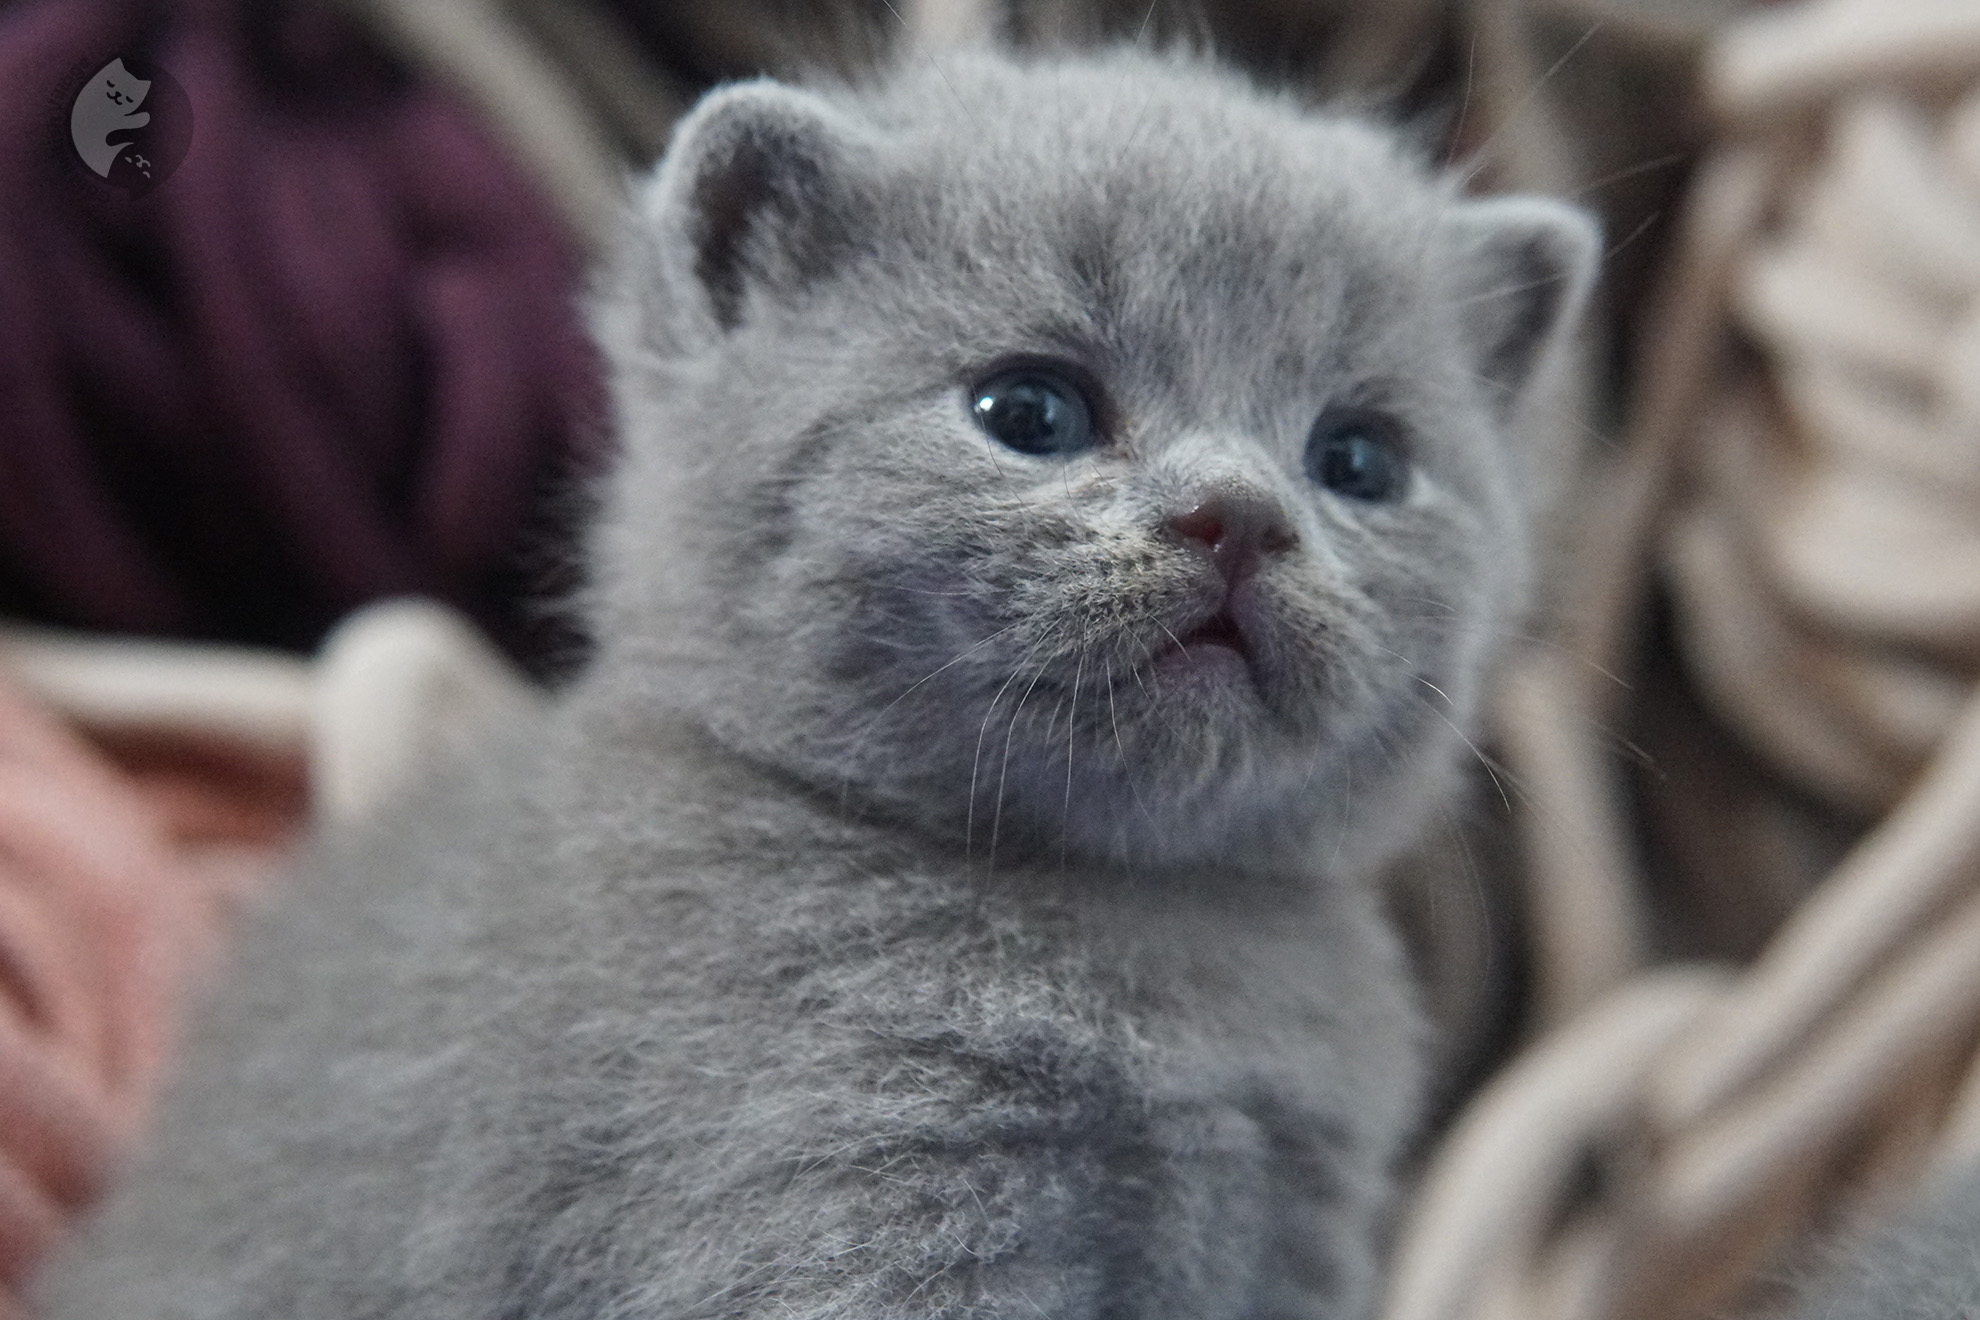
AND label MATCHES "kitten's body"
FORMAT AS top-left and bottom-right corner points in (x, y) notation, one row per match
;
(42, 50), (1594, 1319)
(47, 693), (1417, 1318)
